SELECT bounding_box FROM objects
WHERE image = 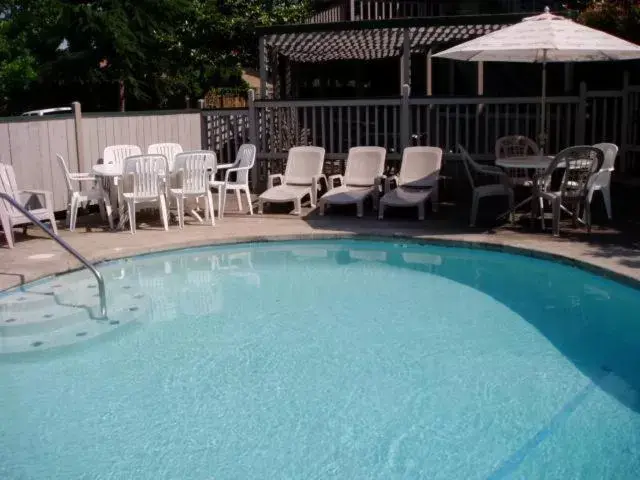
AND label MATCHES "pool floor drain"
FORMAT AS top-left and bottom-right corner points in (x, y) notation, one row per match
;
(31, 341), (44, 347)
(5, 318), (16, 323)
